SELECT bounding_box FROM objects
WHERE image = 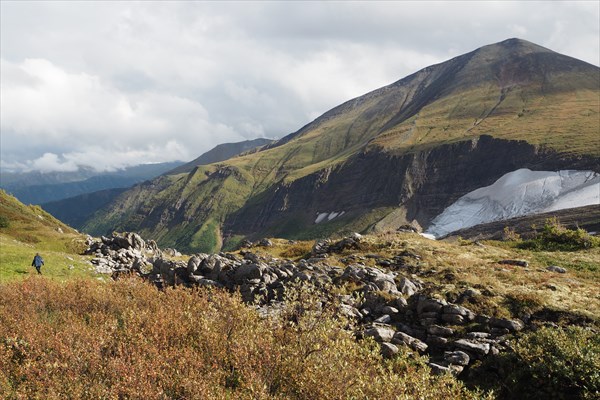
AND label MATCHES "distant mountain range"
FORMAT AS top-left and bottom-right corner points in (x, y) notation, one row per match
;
(167, 138), (273, 175)
(1, 162), (184, 205)
(80, 38), (599, 252)
(40, 139), (273, 229)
